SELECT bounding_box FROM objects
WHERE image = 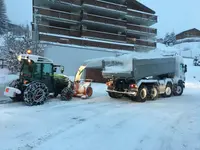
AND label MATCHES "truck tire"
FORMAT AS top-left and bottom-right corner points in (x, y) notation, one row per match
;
(23, 81), (49, 106)
(136, 85), (148, 102)
(60, 87), (73, 101)
(149, 86), (158, 100)
(163, 83), (172, 97)
(173, 83), (184, 96)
